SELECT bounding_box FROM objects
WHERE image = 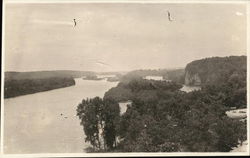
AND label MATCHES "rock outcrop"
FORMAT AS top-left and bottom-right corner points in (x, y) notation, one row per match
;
(184, 71), (201, 86)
